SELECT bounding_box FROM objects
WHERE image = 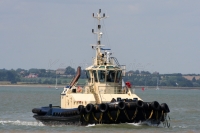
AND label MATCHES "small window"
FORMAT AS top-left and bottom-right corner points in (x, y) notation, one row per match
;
(106, 70), (115, 82)
(85, 70), (91, 82)
(99, 66), (105, 69)
(98, 70), (105, 82)
(106, 66), (114, 69)
(93, 70), (98, 82)
(116, 71), (122, 83)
